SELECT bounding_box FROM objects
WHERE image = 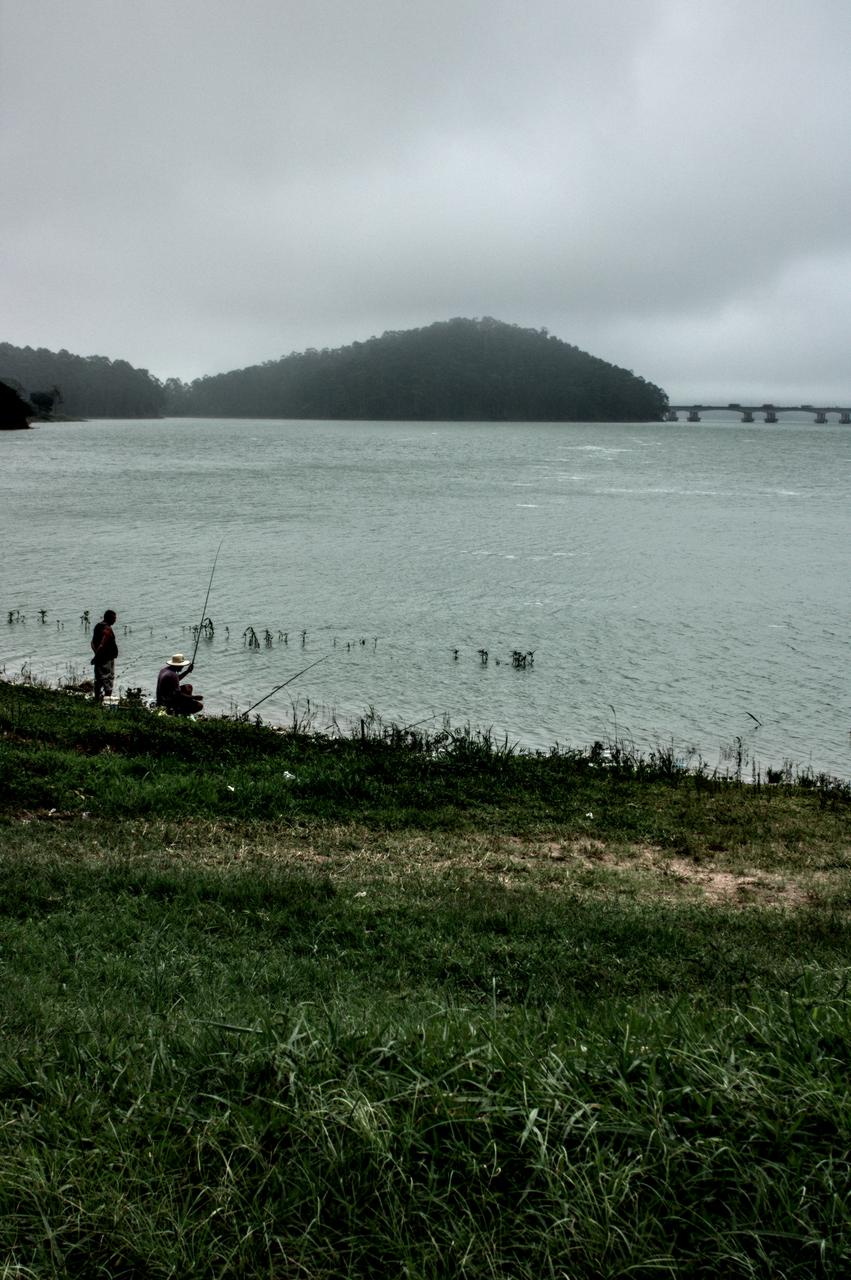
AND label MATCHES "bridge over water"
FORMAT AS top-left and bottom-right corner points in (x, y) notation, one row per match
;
(667, 404), (851, 424)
